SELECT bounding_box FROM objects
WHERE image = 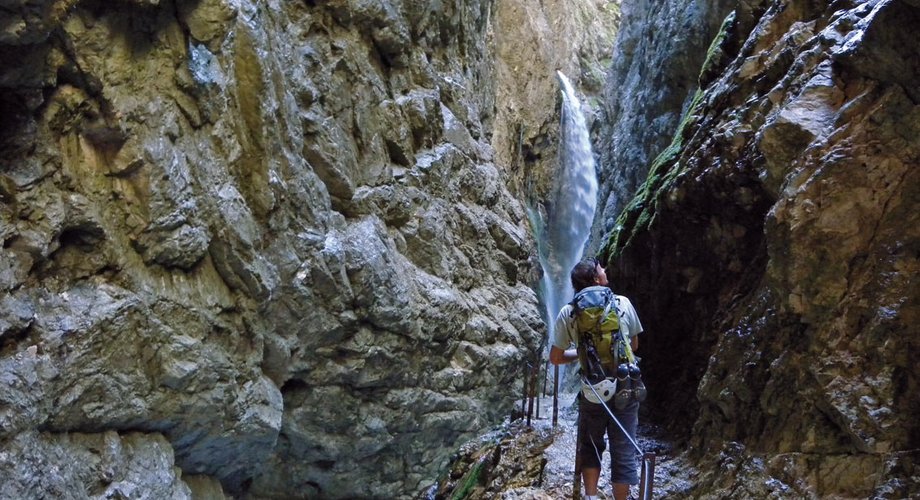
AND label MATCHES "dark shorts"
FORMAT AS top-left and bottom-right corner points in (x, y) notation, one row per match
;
(577, 393), (639, 485)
